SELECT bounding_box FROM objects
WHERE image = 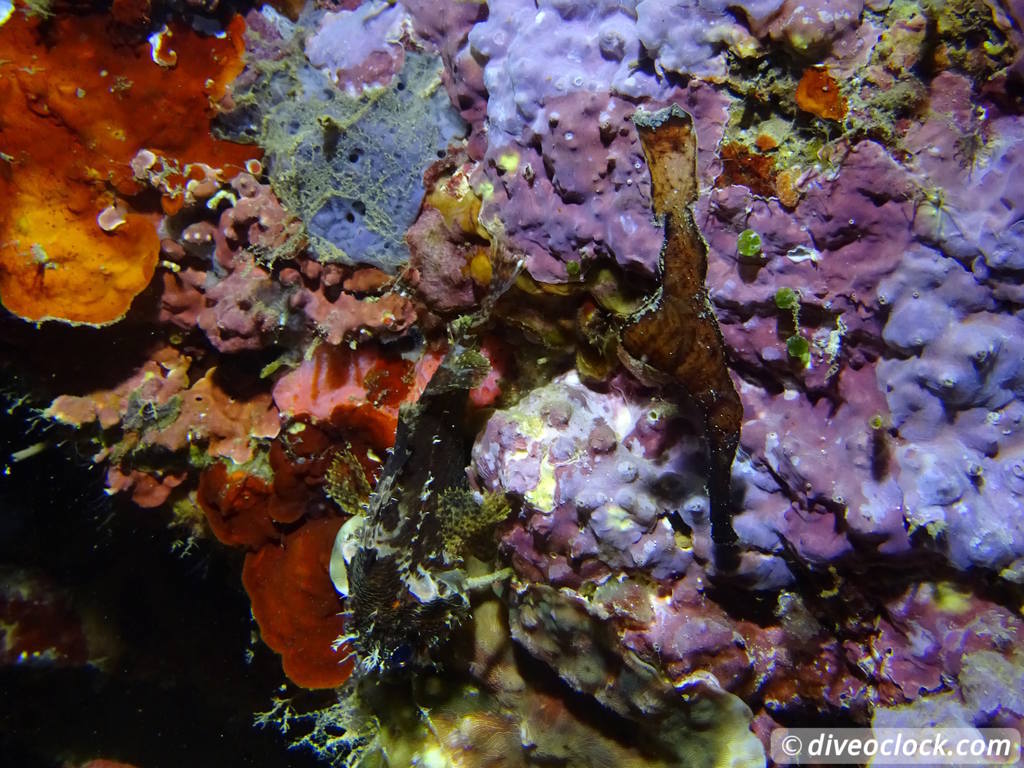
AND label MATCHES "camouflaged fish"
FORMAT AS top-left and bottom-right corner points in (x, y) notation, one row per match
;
(329, 245), (519, 674)
(335, 342), (483, 671)
(330, 343), (492, 673)
(619, 105), (744, 571)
